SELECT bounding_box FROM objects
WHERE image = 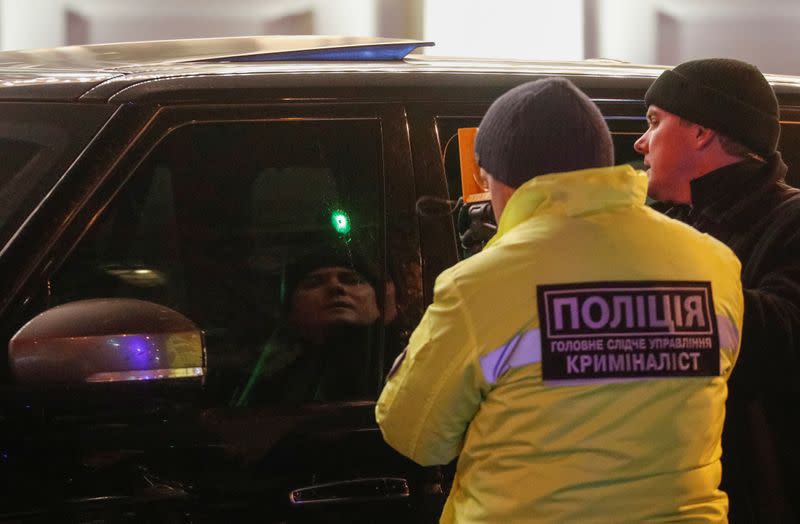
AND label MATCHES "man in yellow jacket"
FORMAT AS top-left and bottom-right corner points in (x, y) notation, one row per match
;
(376, 78), (744, 523)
